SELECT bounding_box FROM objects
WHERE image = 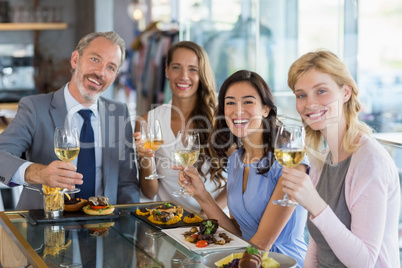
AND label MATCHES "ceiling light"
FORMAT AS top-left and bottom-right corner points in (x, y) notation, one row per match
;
(127, 2), (147, 21)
